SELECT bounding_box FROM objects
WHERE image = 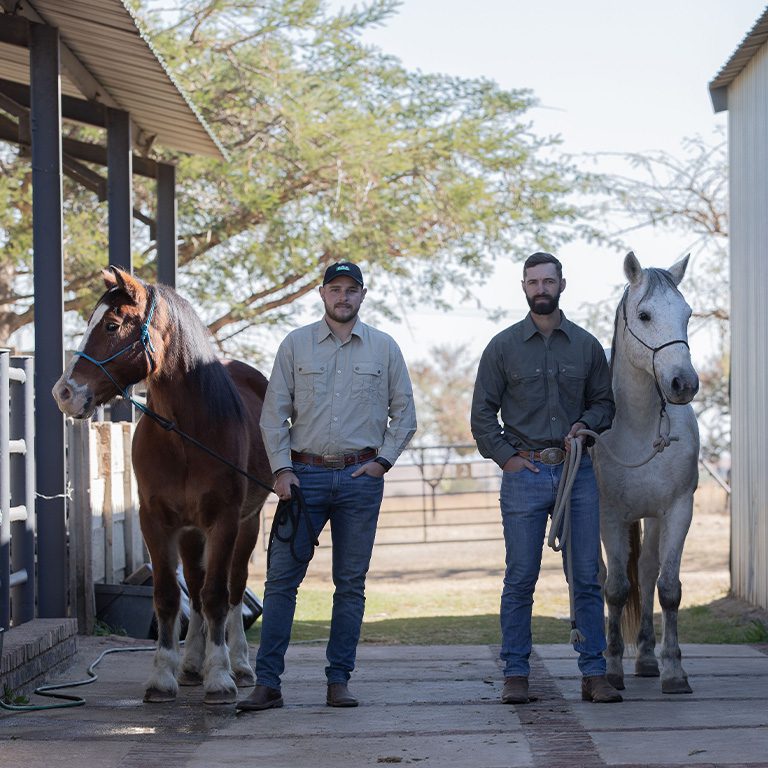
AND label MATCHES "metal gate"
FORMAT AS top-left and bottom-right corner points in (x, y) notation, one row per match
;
(0, 351), (35, 630)
(261, 444), (503, 549)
